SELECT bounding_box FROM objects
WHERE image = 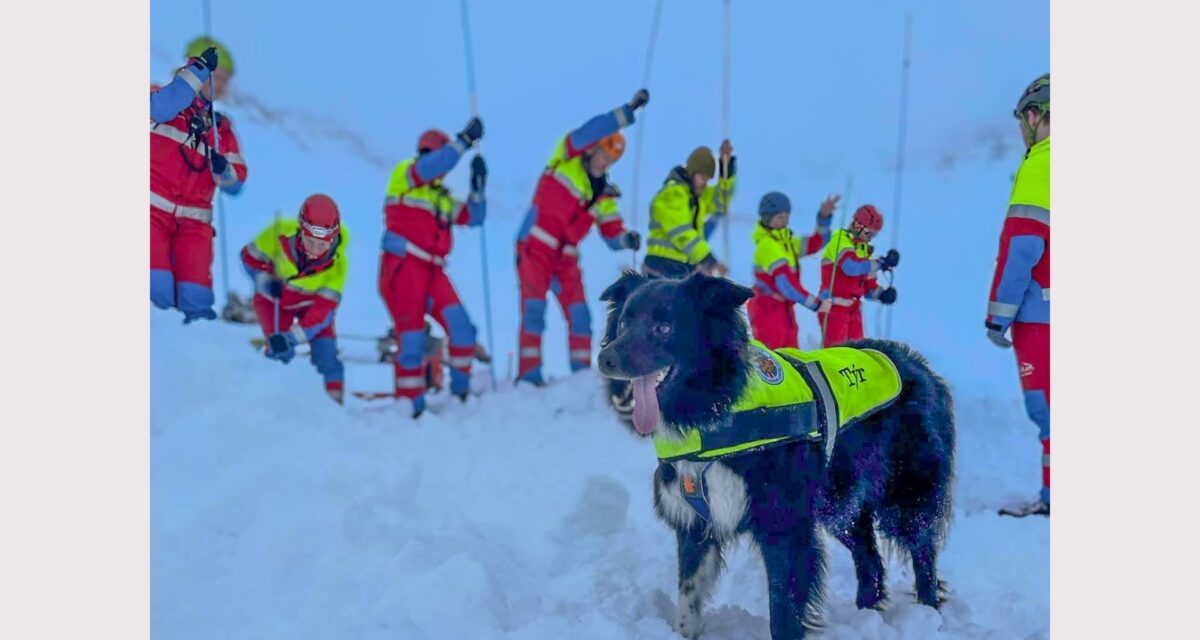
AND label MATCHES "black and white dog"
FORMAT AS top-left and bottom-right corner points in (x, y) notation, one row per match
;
(598, 271), (955, 639)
